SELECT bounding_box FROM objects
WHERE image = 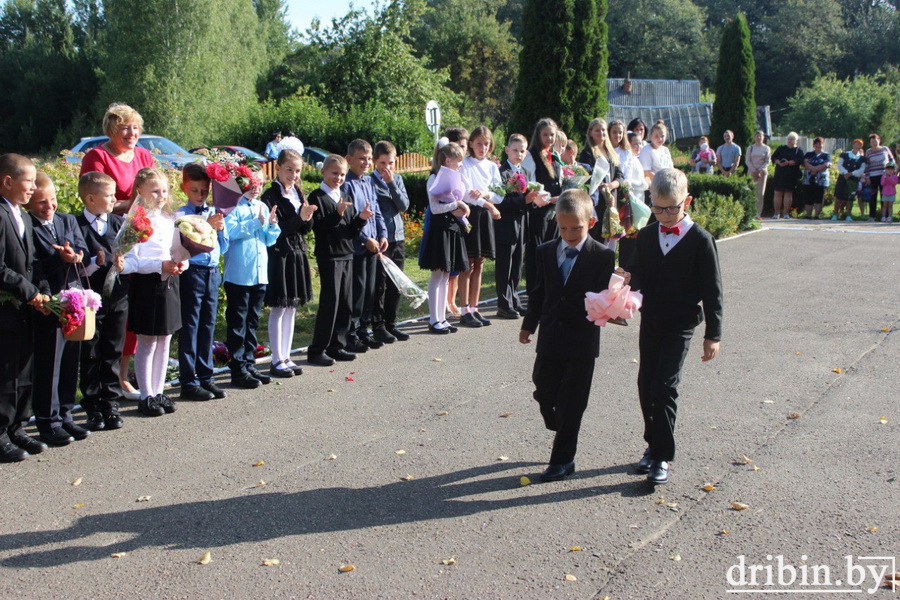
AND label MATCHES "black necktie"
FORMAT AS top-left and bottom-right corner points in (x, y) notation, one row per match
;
(46, 221), (58, 242)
